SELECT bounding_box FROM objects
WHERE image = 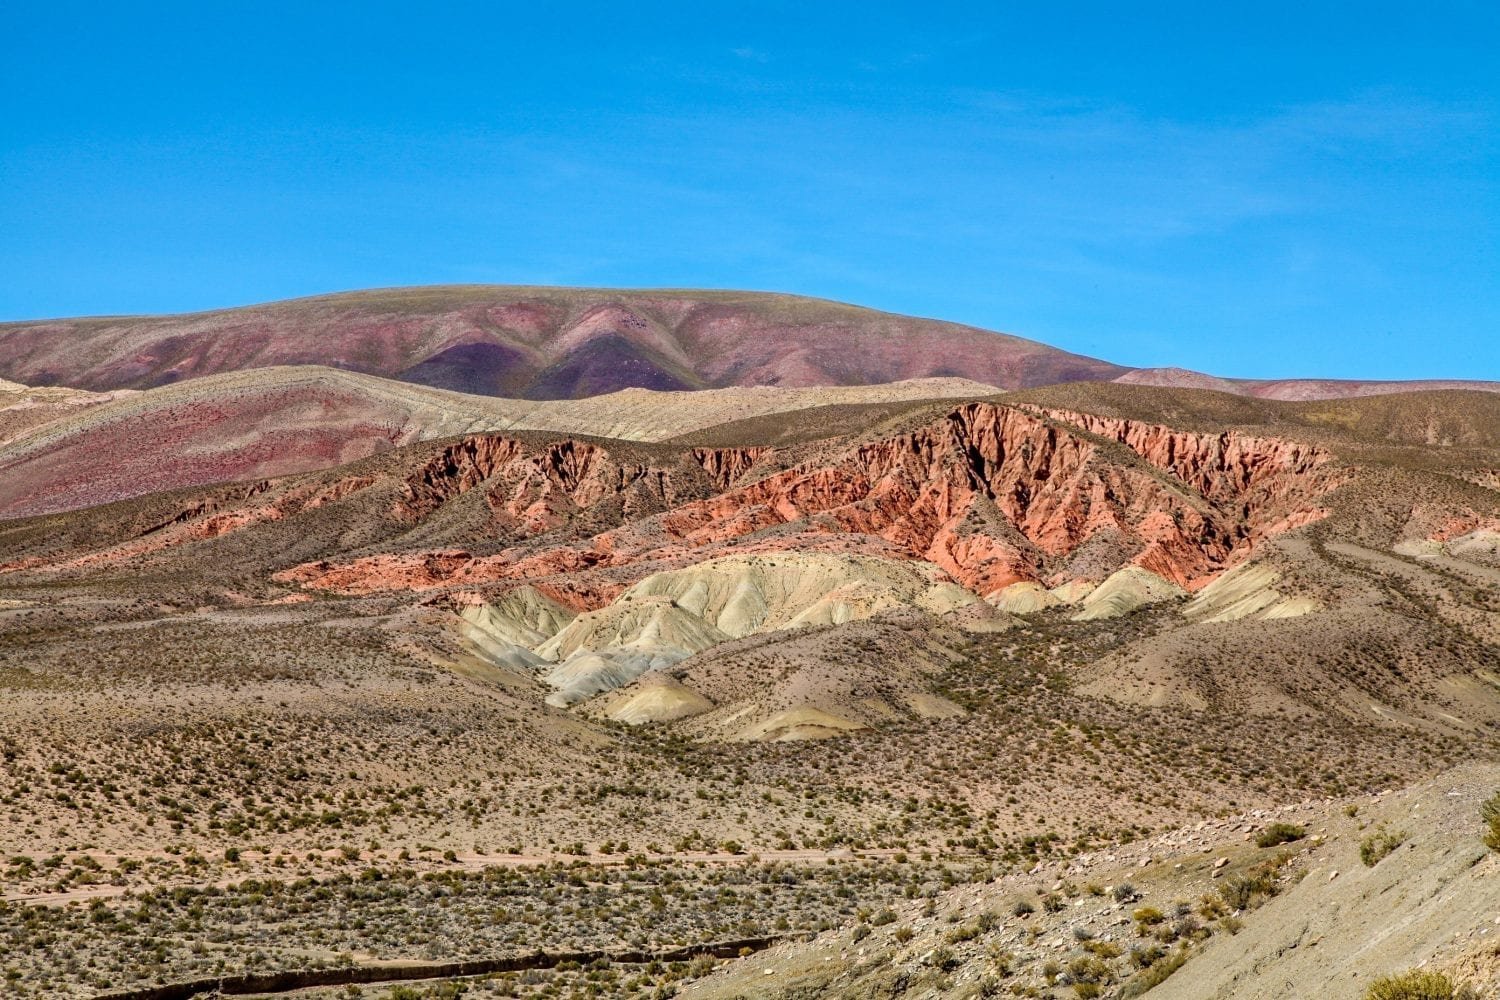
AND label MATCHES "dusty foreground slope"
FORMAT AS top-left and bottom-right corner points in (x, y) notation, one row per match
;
(0, 377), (1496, 997)
(689, 765), (1500, 999)
(1152, 768), (1500, 999)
